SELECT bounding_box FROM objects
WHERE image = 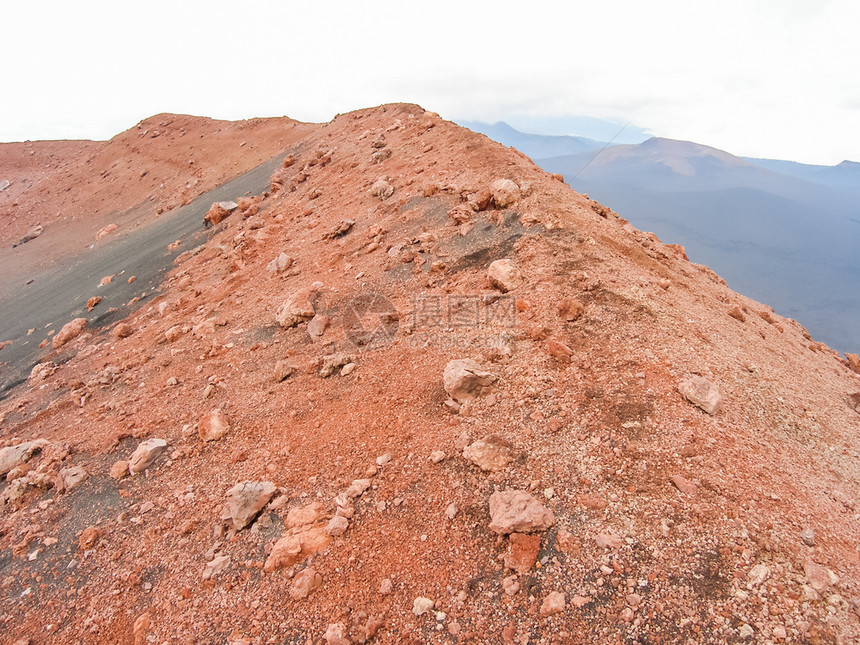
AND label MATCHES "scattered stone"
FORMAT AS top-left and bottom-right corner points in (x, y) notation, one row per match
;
(202, 555), (230, 580)
(571, 595), (591, 608)
(728, 306), (746, 322)
(287, 501), (328, 529)
(99, 275), (113, 286)
(53, 317), (87, 349)
(274, 360), (294, 382)
(109, 460), (129, 480)
(748, 563), (770, 586)
(546, 339), (574, 363)
(13, 224), (43, 247)
(276, 287), (317, 328)
(369, 179), (394, 199)
(324, 219), (354, 239)
(164, 325), (184, 342)
(264, 525), (331, 572)
(678, 375), (722, 415)
(556, 529), (581, 554)
(670, 474), (697, 495)
(372, 148), (392, 163)
(488, 490), (555, 534)
(846, 352), (860, 374)
(320, 353), (354, 377)
(577, 494), (608, 510)
(502, 575), (520, 596)
(96, 223), (118, 239)
(445, 503), (458, 519)
(290, 568), (322, 599)
(226, 481), (276, 529)
(463, 435), (518, 472)
(266, 252), (294, 274)
(79, 526), (102, 551)
(413, 597), (435, 616)
(379, 578), (393, 594)
(490, 178), (520, 208)
(800, 528), (815, 546)
(0, 440), (50, 477)
(504, 533), (540, 574)
(87, 296), (102, 310)
(307, 314), (330, 340)
(487, 259), (521, 292)
(112, 323), (134, 339)
(430, 450), (446, 463)
(595, 532), (623, 549)
(345, 478), (371, 499)
(198, 409), (230, 442)
(128, 438), (167, 474)
(804, 560), (837, 591)
(56, 466), (88, 492)
(540, 591), (565, 617)
(132, 612), (151, 645)
(327, 516), (349, 536)
(204, 201), (238, 226)
(376, 453), (391, 467)
(323, 623), (350, 645)
(340, 363), (356, 376)
(443, 358), (497, 402)
(738, 624), (754, 639)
